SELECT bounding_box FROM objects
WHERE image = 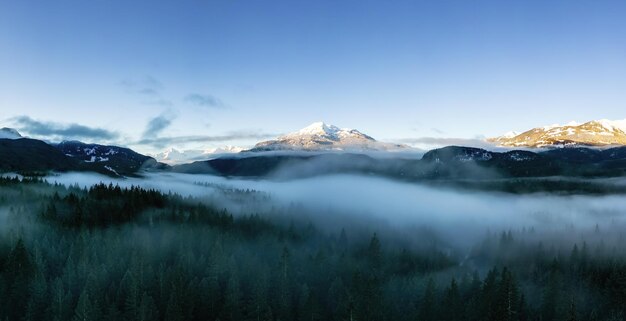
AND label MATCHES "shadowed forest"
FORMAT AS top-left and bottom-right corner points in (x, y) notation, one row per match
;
(1, 176), (626, 321)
